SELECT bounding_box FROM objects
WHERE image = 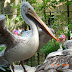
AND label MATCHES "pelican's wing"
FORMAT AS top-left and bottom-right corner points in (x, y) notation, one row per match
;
(64, 40), (72, 49)
(44, 48), (72, 63)
(0, 45), (6, 56)
(62, 49), (72, 55)
(0, 15), (6, 44)
(0, 56), (9, 66)
(38, 28), (54, 49)
(36, 55), (72, 72)
(0, 15), (17, 45)
(0, 15), (11, 66)
(0, 15), (18, 52)
(0, 46), (9, 66)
